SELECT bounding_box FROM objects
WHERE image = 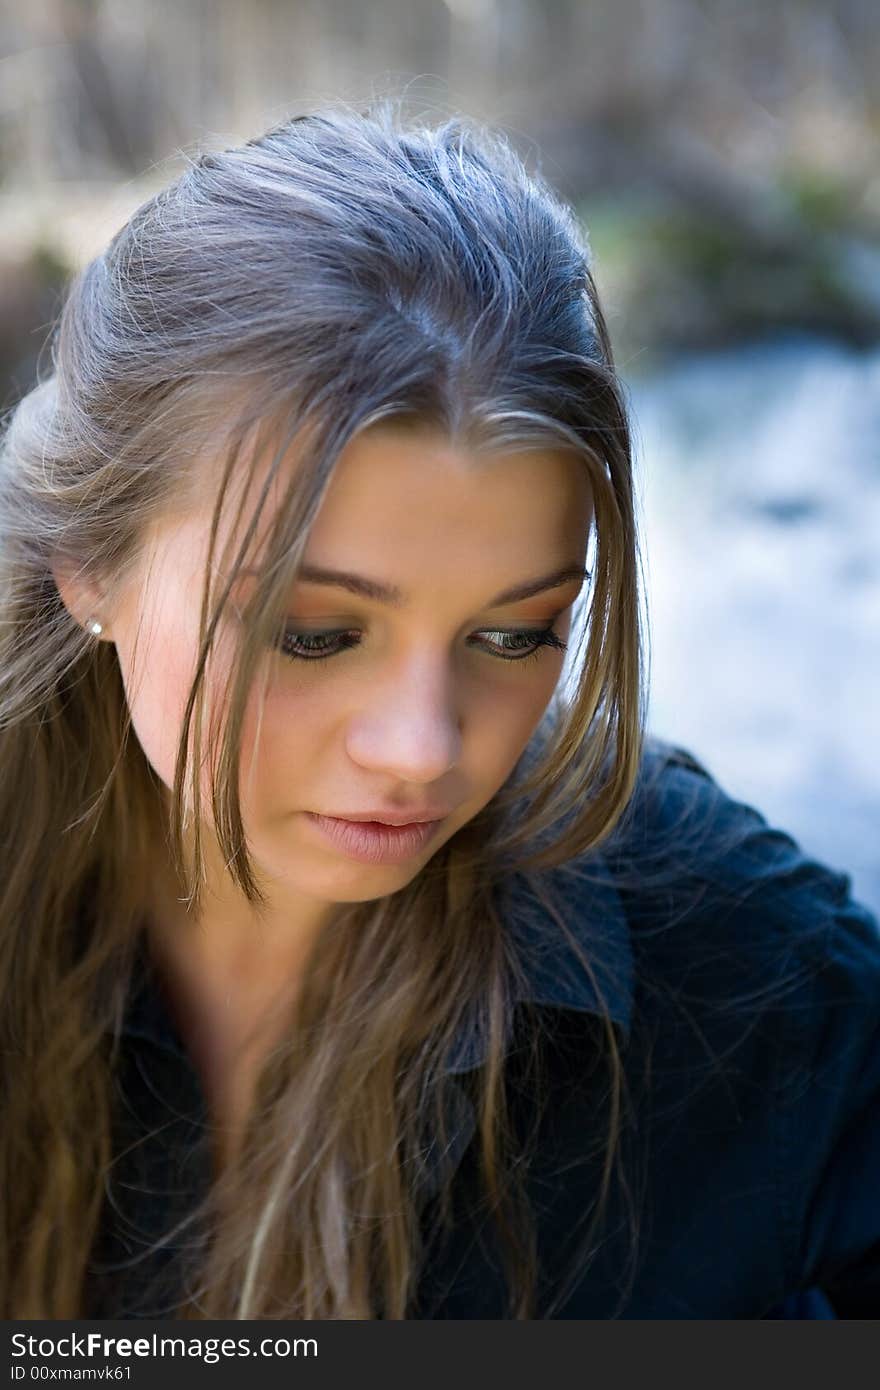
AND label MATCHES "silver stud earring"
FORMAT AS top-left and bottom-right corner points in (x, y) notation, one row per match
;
(85, 617), (104, 637)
